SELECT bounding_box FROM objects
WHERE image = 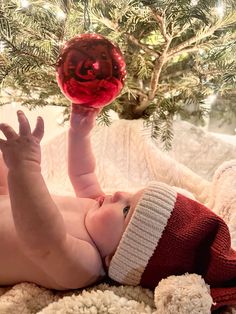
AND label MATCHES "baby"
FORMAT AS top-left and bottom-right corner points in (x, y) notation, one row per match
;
(1, 107), (236, 310)
(0, 107), (143, 290)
